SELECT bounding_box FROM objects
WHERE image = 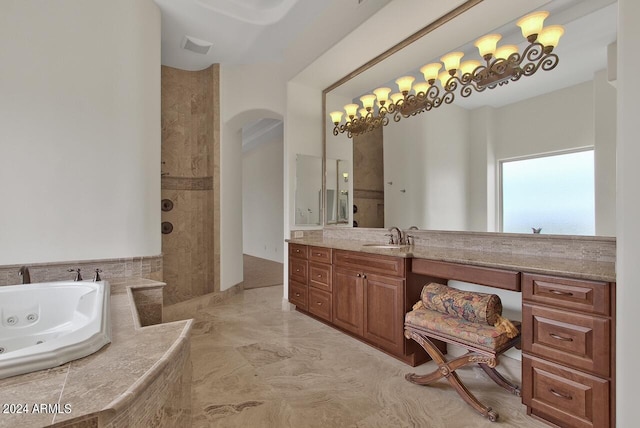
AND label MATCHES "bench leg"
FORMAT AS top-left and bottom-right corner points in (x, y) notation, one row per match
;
(404, 327), (499, 422)
(479, 363), (521, 397)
